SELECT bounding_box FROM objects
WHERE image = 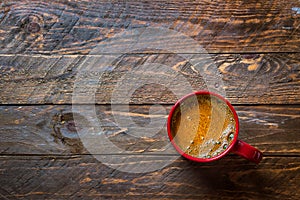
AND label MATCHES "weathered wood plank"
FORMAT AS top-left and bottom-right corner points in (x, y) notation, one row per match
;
(0, 105), (299, 155)
(0, 155), (299, 199)
(0, 0), (299, 54)
(0, 53), (299, 104)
